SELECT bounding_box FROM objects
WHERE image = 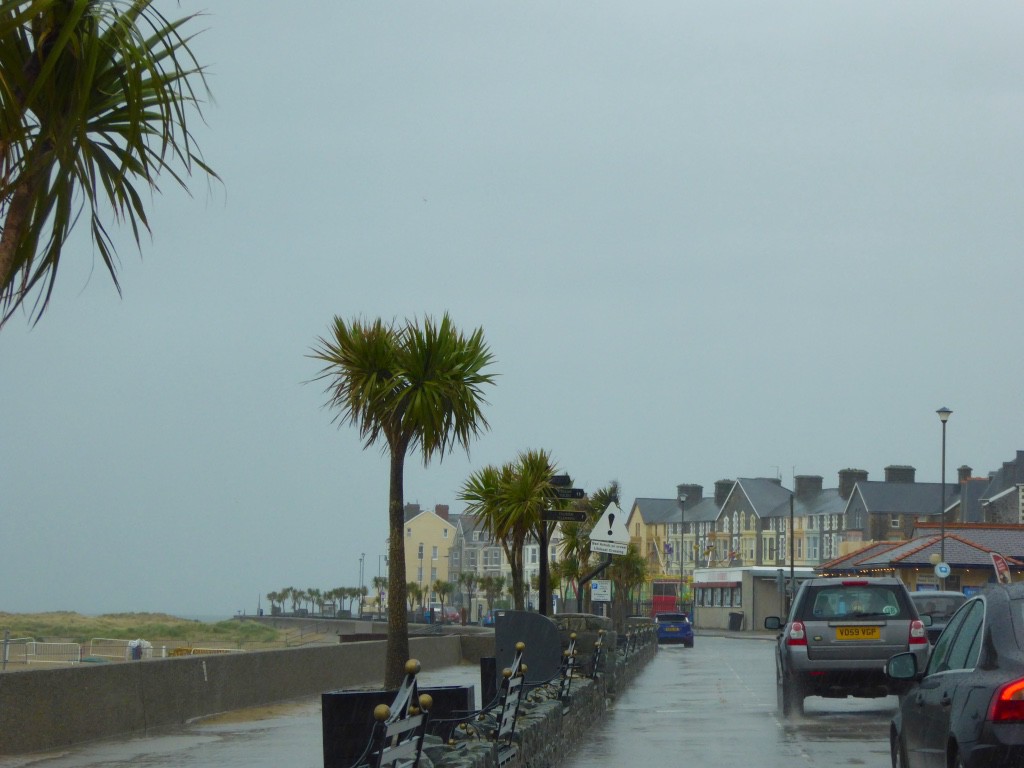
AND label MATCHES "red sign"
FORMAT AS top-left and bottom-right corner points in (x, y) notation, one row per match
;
(991, 552), (1012, 585)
